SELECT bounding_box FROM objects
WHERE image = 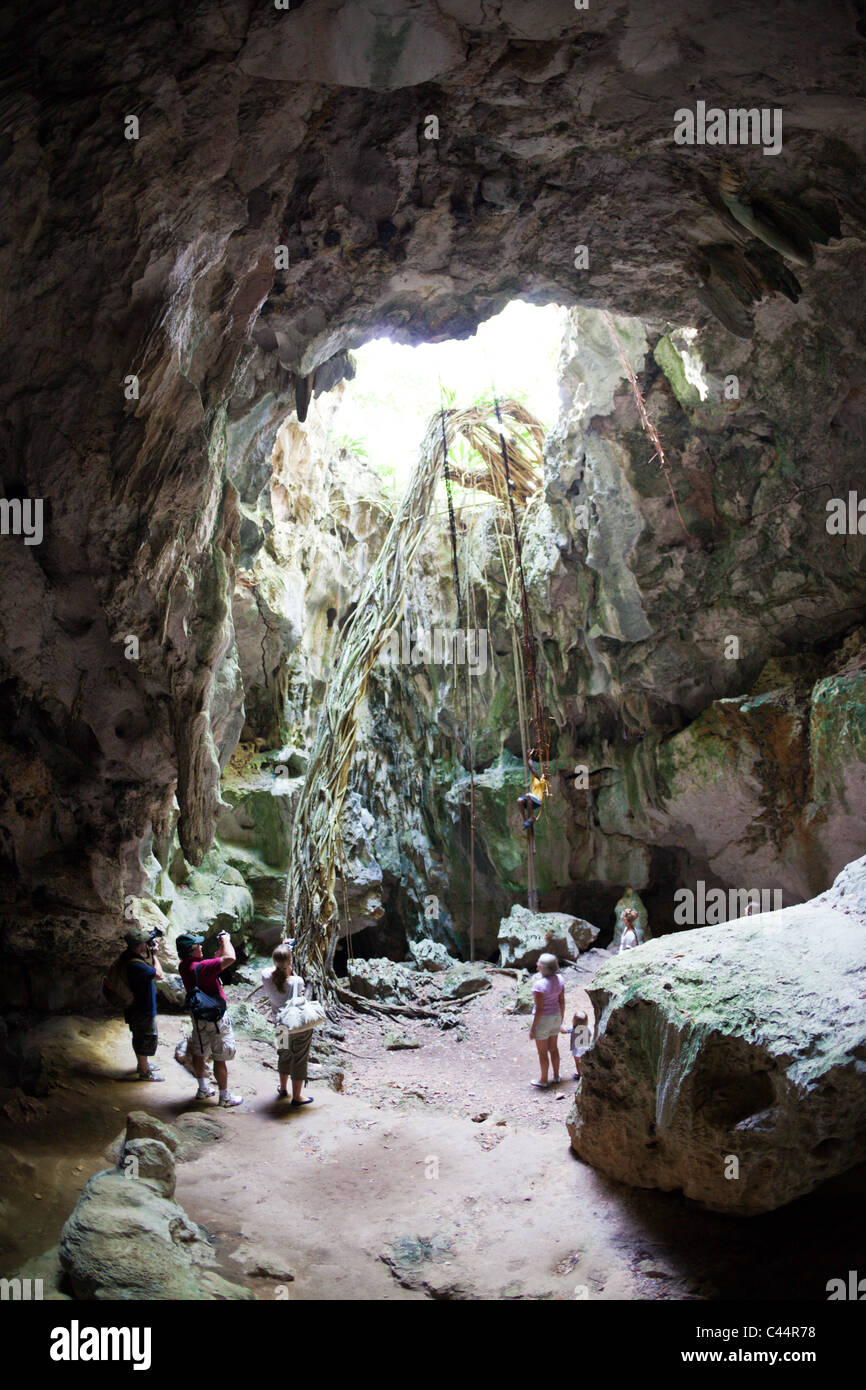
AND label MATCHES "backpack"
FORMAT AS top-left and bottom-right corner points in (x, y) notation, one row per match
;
(103, 953), (134, 1010)
(186, 964), (227, 1023)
